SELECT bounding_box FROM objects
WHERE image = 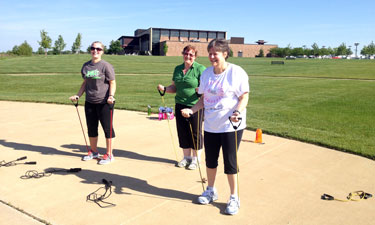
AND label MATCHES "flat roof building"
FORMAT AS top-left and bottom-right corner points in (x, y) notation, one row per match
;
(118, 27), (277, 57)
